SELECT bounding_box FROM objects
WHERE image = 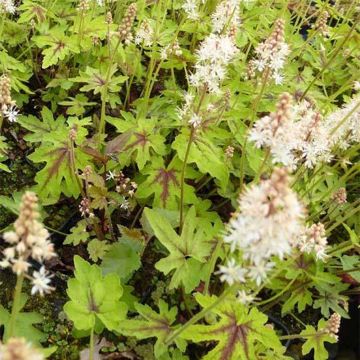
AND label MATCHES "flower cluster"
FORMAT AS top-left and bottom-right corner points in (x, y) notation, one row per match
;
(0, 337), (44, 360)
(79, 197), (93, 218)
(211, 0), (240, 34)
(314, 10), (330, 37)
(0, 74), (19, 123)
(135, 20), (154, 47)
(220, 168), (305, 286)
(332, 187), (347, 204)
(161, 40), (183, 60)
(322, 93), (360, 151)
(189, 33), (238, 93)
(298, 223), (328, 261)
(0, 0), (15, 14)
(178, 91), (230, 128)
(249, 93), (330, 169)
(77, 0), (90, 12)
(117, 3), (137, 44)
(249, 19), (289, 84)
(182, 0), (200, 20)
(106, 170), (137, 210)
(325, 313), (341, 340)
(0, 192), (56, 296)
